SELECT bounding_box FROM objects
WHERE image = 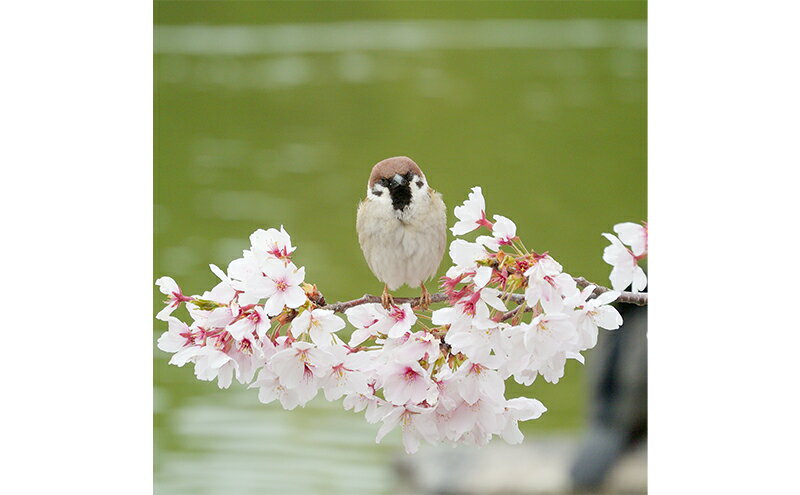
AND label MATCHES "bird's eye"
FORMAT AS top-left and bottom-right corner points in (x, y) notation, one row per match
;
(416, 180), (424, 188)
